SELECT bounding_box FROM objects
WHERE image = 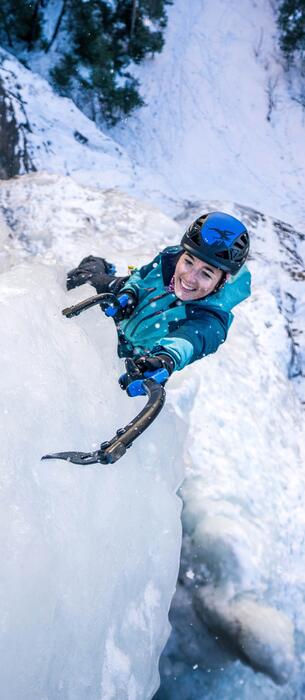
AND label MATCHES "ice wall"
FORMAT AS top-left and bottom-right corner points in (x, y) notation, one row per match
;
(0, 259), (184, 700)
